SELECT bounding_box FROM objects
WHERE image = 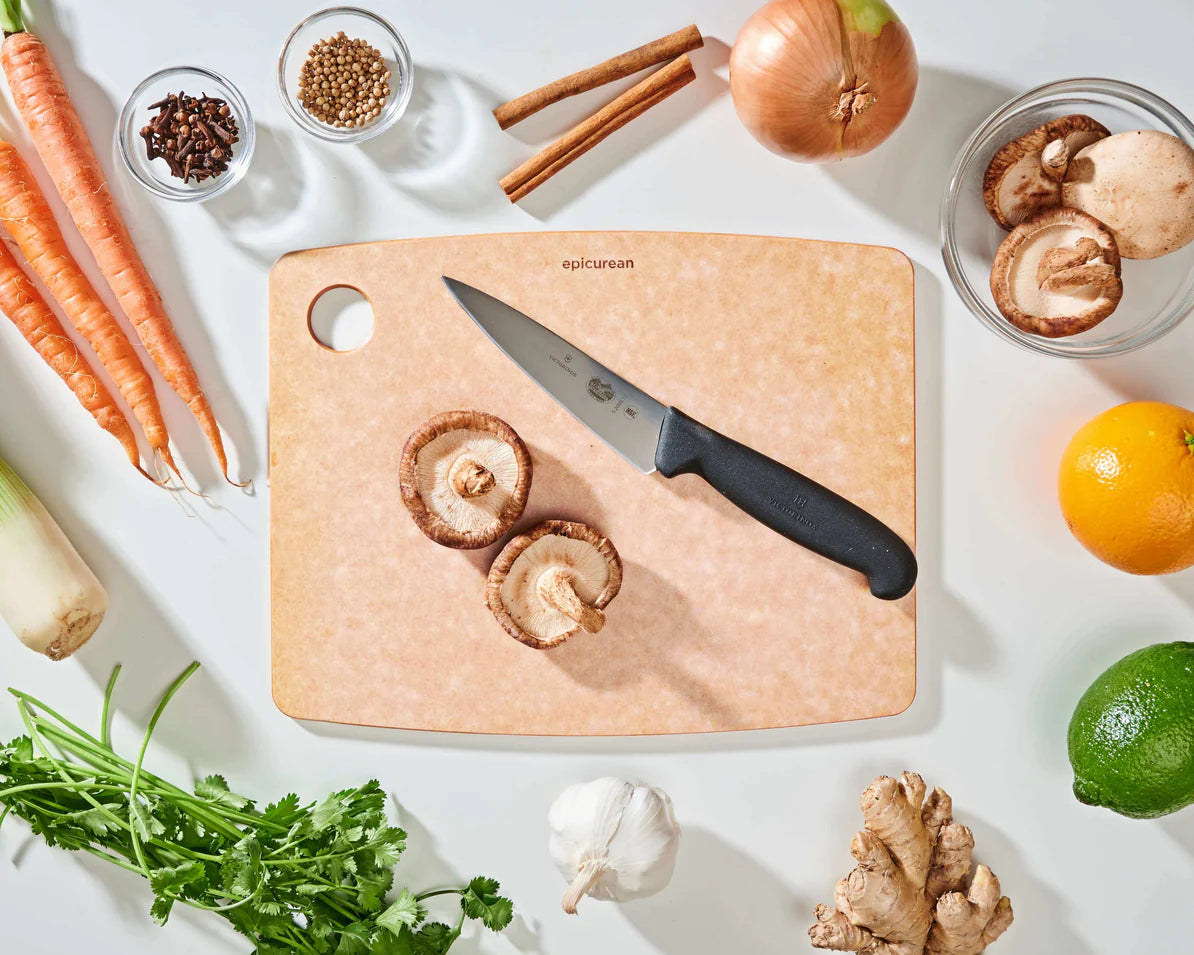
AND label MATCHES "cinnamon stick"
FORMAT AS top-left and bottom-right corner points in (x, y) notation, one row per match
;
(500, 54), (696, 202)
(493, 24), (702, 130)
